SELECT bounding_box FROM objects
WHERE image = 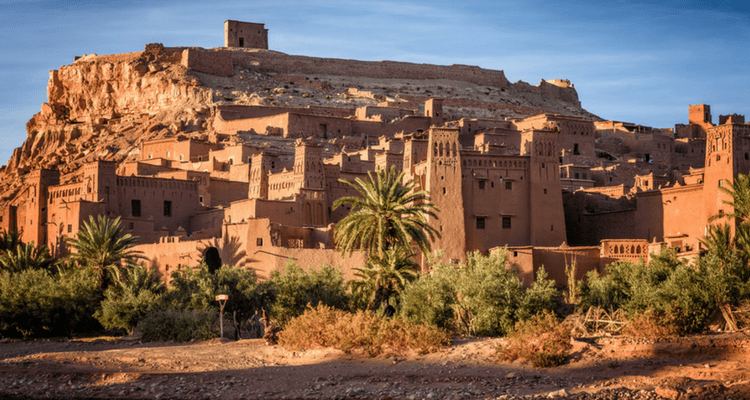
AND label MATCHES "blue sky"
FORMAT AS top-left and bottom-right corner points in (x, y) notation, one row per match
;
(1, 0), (748, 165)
